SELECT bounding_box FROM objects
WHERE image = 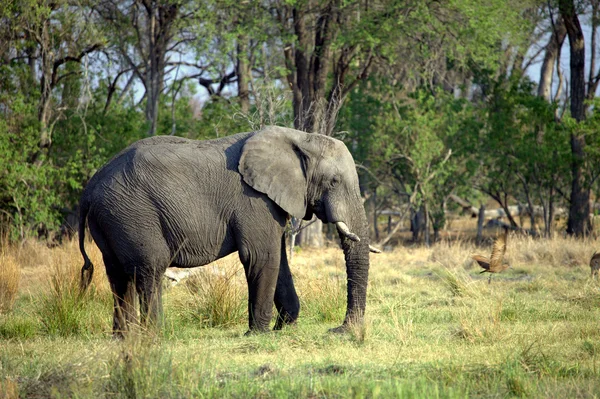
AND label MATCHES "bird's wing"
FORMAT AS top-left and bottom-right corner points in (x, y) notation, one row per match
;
(489, 229), (507, 268)
(471, 255), (490, 270)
